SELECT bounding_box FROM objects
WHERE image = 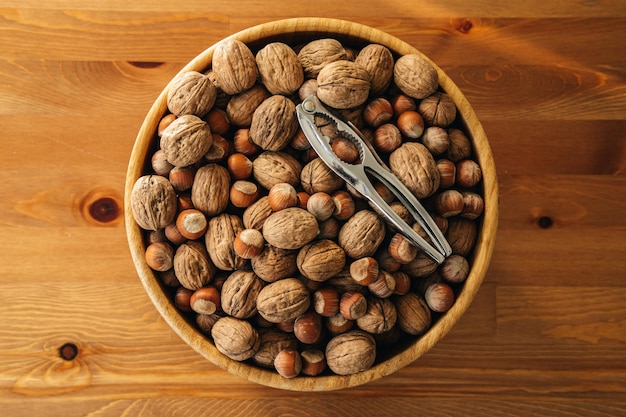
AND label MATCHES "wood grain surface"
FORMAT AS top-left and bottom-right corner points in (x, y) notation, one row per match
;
(1, 1), (625, 416)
